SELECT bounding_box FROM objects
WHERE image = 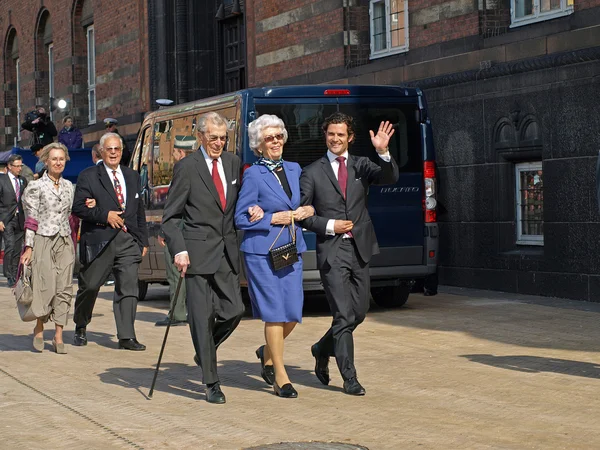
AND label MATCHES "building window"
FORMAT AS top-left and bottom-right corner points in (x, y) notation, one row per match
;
(86, 25), (96, 124)
(48, 44), (54, 121)
(511, 0), (573, 27)
(369, 0), (408, 59)
(515, 162), (543, 245)
(15, 58), (21, 142)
